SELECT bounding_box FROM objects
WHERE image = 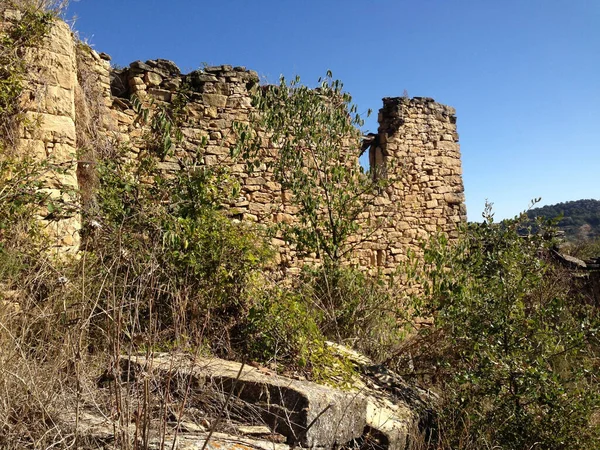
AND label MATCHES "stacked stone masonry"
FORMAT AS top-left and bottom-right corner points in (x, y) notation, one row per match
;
(3, 8), (81, 252)
(5, 13), (467, 272)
